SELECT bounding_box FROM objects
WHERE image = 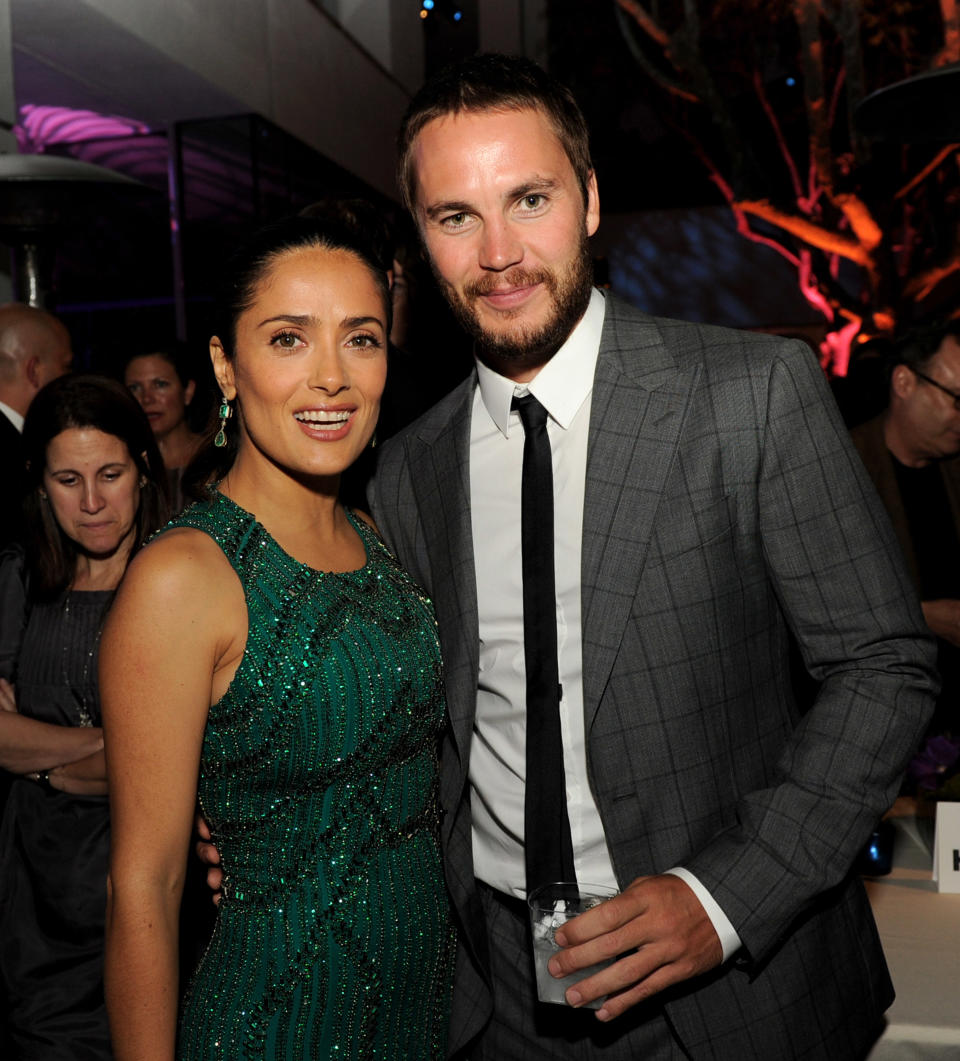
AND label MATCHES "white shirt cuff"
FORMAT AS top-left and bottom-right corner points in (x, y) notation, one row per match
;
(665, 866), (742, 963)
